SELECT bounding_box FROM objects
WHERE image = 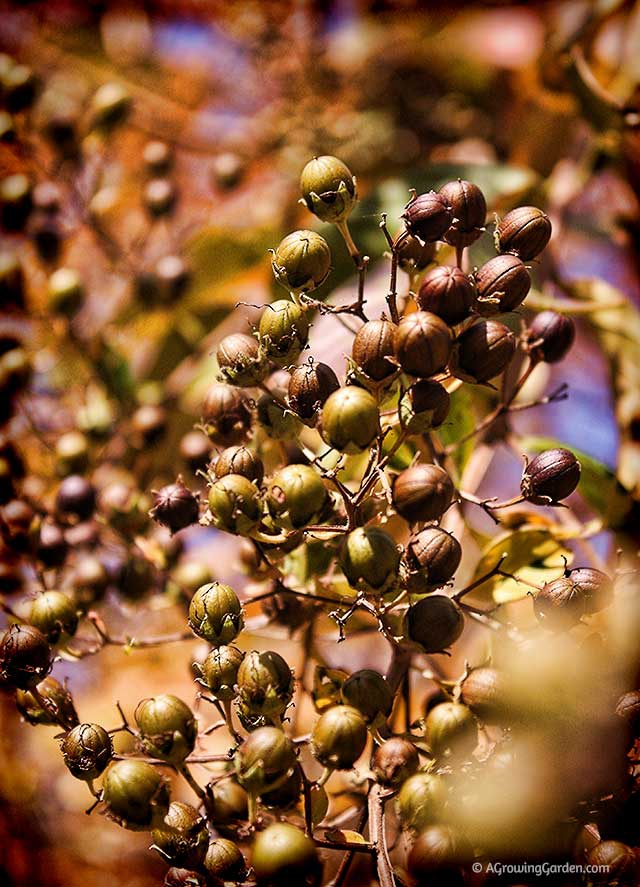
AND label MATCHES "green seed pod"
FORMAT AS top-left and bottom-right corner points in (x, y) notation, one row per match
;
(450, 319), (516, 384)
(16, 676), (79, 728)
(394, 312), (452, 378)
(425, 702), (477, 759)
(196, 645), (244, 701)
(373, 737), (420, 787)
(201, 384), (253, 446)
(204, 838), (246, 880)
(204, 778), (248, 823)
(438, 179), (486, 248)
(496, 205), (552, 260)
(257, 392), (302, 441)
(311, 704), (368, 770)
(89, 82), (131, 130)
(47, 267), (84, 316)
(351, 319), (398, 382)
(401, 191), (453, 243)
(339, 526), (400, 594)
(234, 726), (297, 795)
(288, 360), (340, 423)
(520, 448), (581, 505)
(252, 822), (321, 886)
(170, 560), (211, 598)
(207, 474), (261, 535)
(474, 254), (531, 315)
(0, 624), (53, 689)
(213, 446), (264, 484)
(416, 266), (475, 326)
(399, 380), (450, 434)
(320, 386), (380, 453)
(272, 230), (332, 293)
(405, 595), (464, 652)
(188, 582), (244, 646)
(300, 155), (356, 224)
(217, 333), (267, 387)
(397, 772), (447, 830)
(102, 759), (170, 831)
(266, 464), (327, 530)
(460, 668), (505, 722)
(55, 430), (89, 477)
(60, 723), (112, 780)
(135, 694), (197, 764)
(29, 590), (78, 644)
(407, 825), (473, 883)
(236, 649), (294, 718)
(341, 669), (393, 723)
(259, 300), (310, 366)
(151, 802), (209, 868)
(392, 464), (454, 524)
